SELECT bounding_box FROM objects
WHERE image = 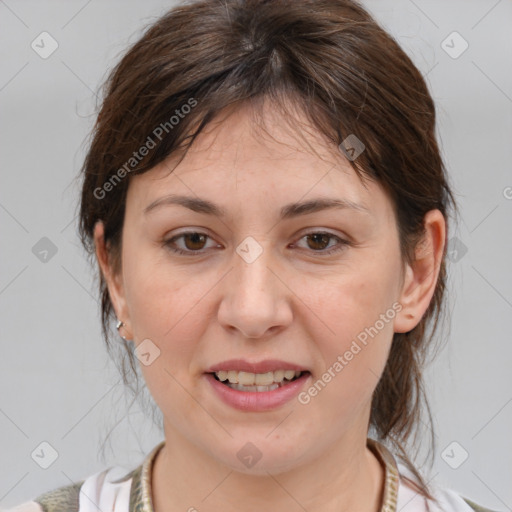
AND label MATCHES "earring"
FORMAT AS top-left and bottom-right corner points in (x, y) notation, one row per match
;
(116, 318), (133, 342)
